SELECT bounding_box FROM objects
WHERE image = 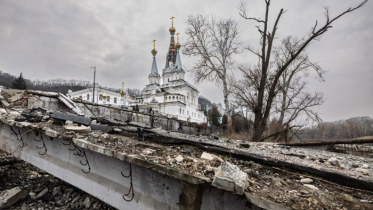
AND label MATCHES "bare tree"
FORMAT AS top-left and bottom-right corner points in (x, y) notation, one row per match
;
(272, 36), (325, 141)
(237, 0), (367, 142)
(183, 15), (241, 123)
